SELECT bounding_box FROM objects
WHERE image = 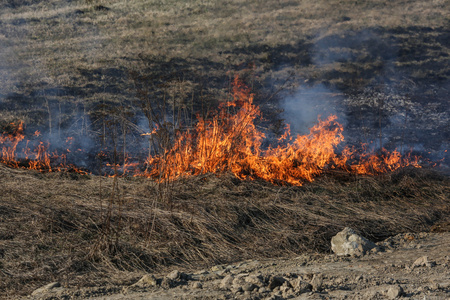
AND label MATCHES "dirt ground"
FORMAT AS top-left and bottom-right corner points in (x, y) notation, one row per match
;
(29, 231), (450, 299)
